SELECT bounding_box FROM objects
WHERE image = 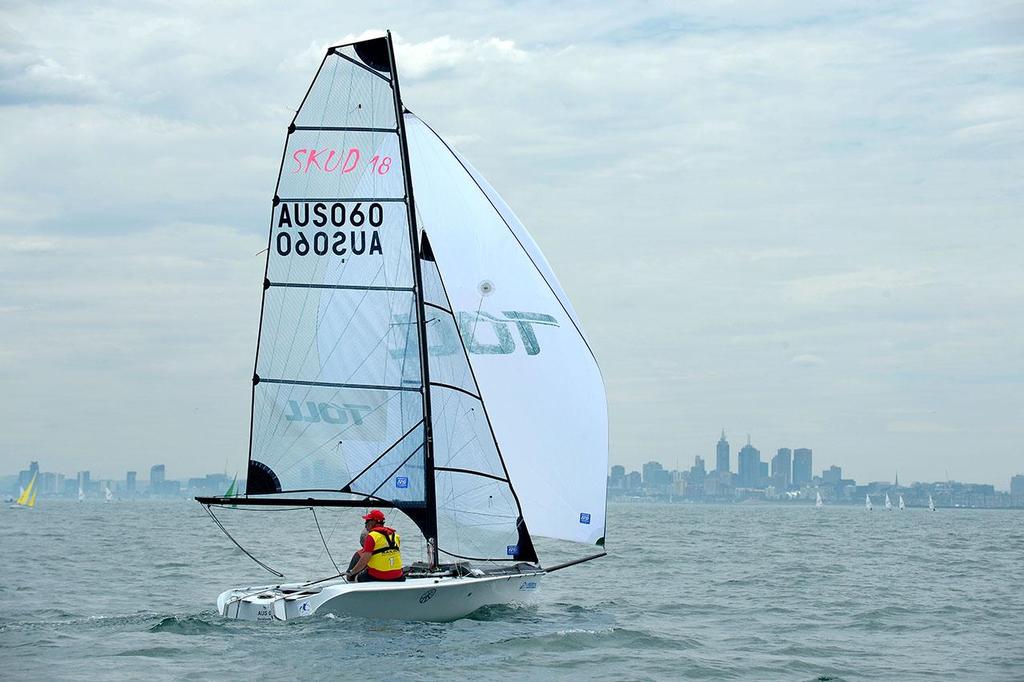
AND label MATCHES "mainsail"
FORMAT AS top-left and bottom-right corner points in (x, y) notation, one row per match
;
(197, 32), (607, 567)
